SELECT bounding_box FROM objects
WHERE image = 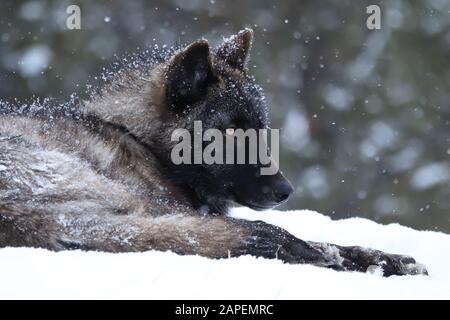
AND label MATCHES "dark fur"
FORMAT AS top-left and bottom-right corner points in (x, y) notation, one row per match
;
(0, 29), (426, 276)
